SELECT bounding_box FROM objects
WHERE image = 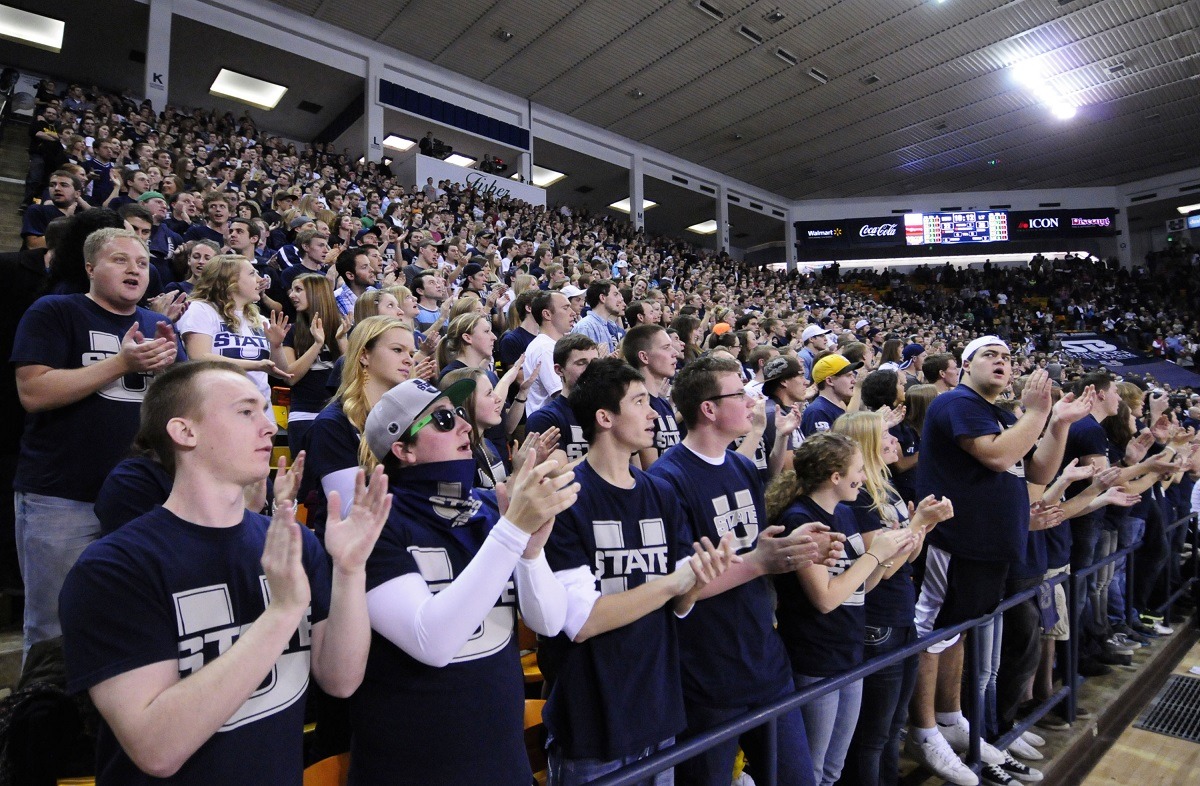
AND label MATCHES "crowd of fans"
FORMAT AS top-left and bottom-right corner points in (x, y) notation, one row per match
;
(3, 78), (1200, 786)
